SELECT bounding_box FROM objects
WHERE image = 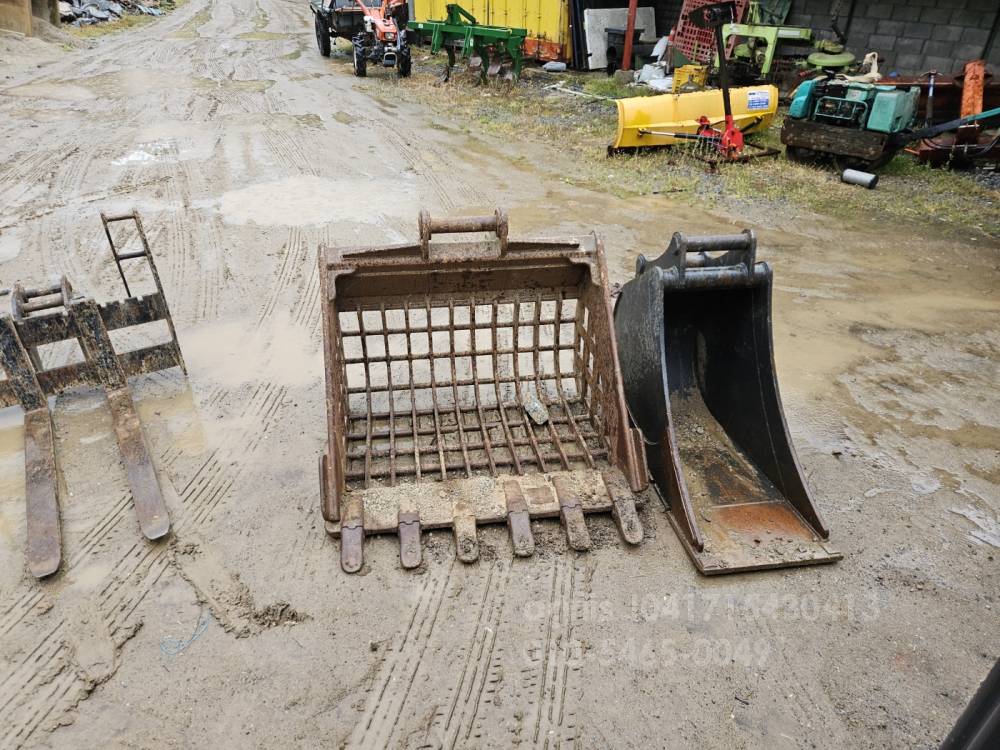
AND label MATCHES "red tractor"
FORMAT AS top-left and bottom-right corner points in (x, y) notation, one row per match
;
(352, 0), (411, 77)
(311, 0), (411, 77)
